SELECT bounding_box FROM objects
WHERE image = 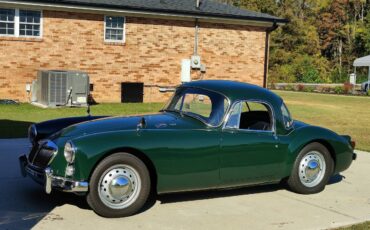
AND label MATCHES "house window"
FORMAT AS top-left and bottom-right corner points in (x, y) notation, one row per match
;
(19, 10), (41, 37)
(0, 9), (15, 35)
(104, 16), (125, 42)
(0, 8), (42, 38)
